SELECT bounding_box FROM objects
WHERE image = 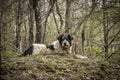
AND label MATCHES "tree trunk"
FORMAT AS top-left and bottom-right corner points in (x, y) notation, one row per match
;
(65, 0), (72, 33)
(92, 0), (96, 9)
(29, 0), (34, 46)
(81, 28), (85, 55)
(0, 0), (5, 50)
(103, 0), (108, 58)
(16, 0), (22, 52)
(33, 0), (42, 43)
